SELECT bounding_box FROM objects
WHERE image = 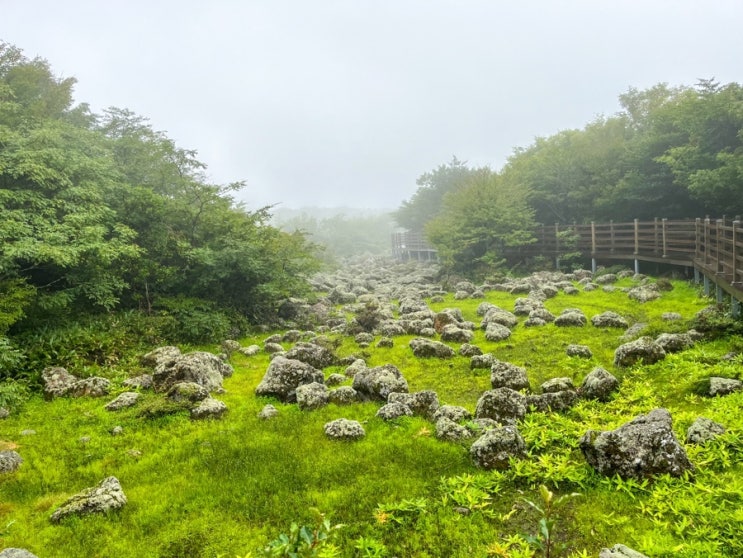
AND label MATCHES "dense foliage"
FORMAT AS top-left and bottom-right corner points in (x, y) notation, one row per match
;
(396, 79), (743, 276)
(0, 42), (320, 348)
